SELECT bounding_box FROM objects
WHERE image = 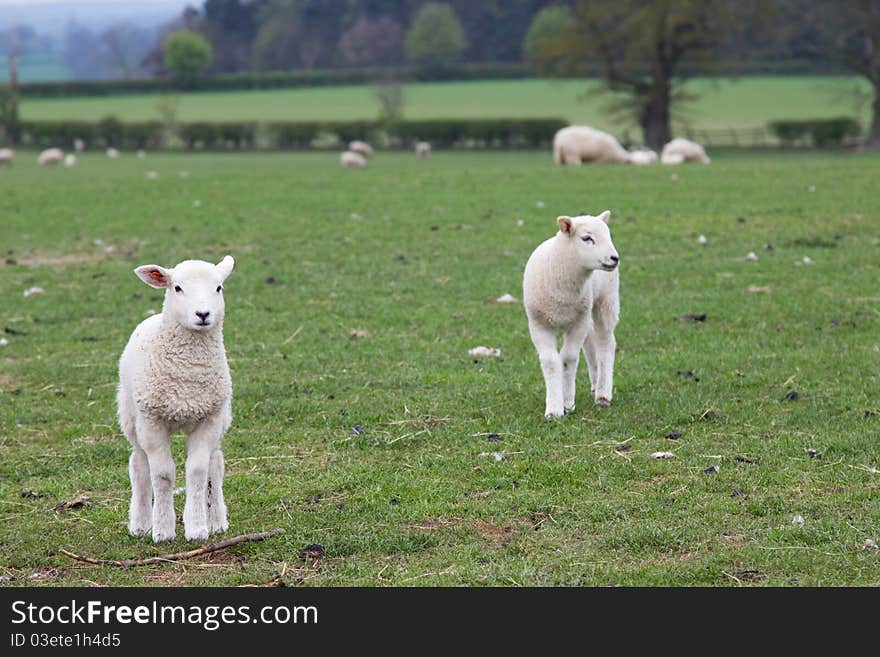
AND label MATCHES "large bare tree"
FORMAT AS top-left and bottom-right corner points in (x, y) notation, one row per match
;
(531, 0), (749, 149)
